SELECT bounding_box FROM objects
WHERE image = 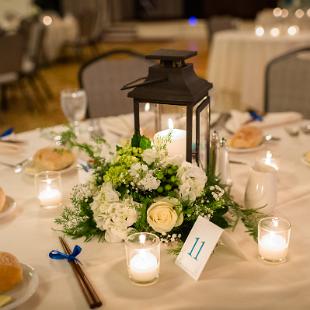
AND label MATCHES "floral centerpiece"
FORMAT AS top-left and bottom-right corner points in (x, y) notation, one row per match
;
(55, 130), (261, 251)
